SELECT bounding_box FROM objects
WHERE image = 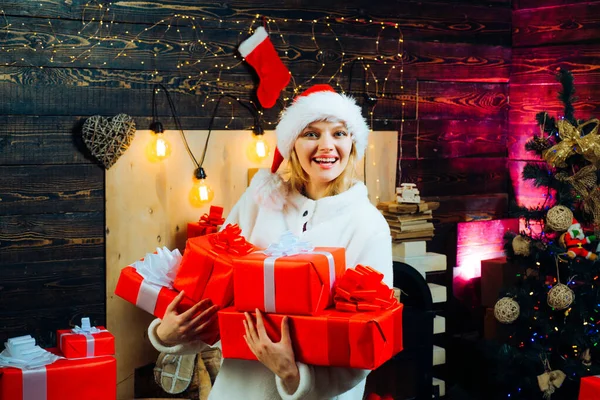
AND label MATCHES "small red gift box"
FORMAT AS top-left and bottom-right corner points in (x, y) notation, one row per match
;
(188, 206), (225, 239)
(115, 266), (195, 319)
(0, 349), (116, 400)
(174, 224), (255, 305)
(218, 303), (403, 369)
(233, 246), (345, 315)
(580, 375), (600, 399)
(57, 321), (115, 359)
